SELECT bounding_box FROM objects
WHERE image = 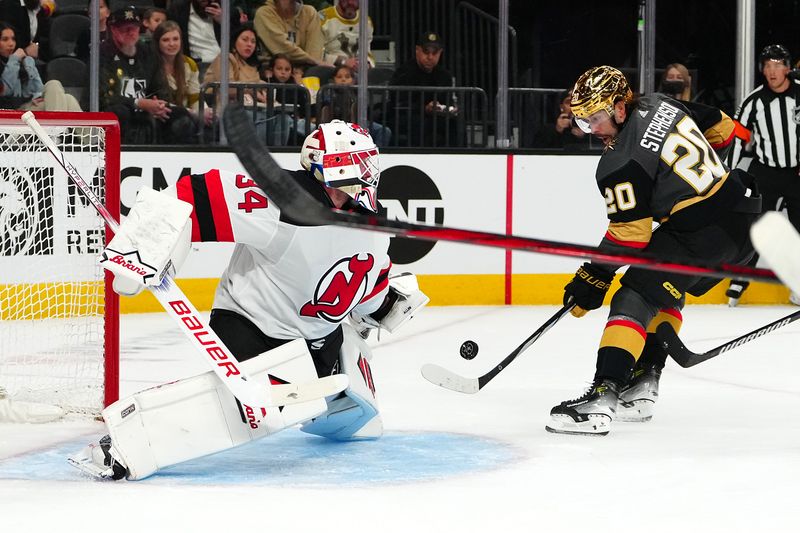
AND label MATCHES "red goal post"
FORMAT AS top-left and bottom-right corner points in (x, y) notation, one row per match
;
(0, 110), (120, 418)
